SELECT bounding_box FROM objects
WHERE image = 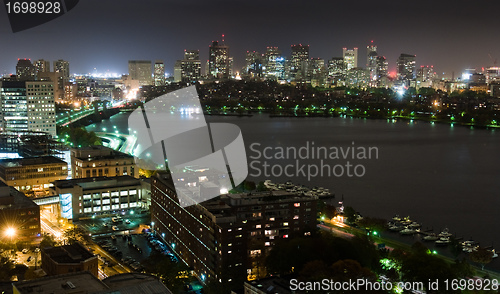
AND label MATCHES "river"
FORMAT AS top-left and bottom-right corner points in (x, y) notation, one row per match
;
(87, 111), (500, 271)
